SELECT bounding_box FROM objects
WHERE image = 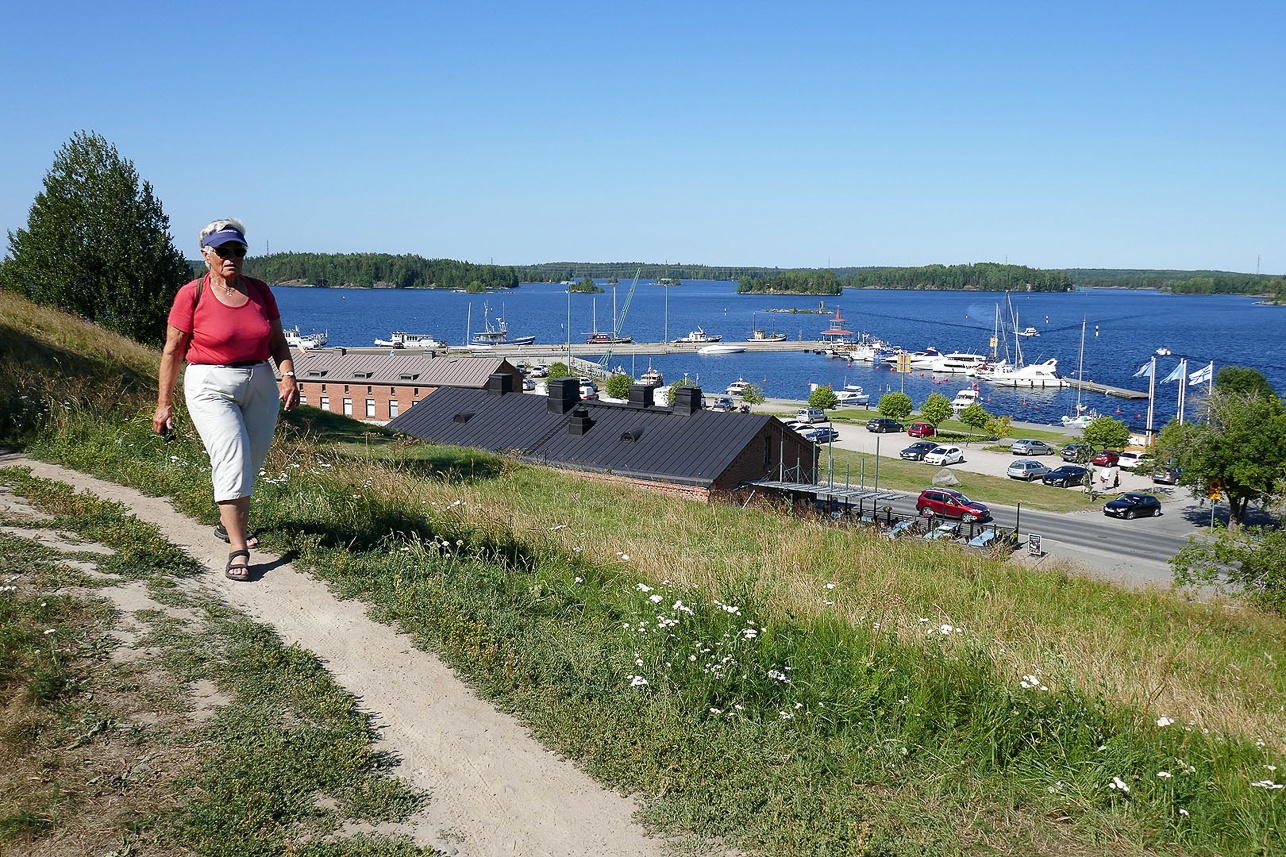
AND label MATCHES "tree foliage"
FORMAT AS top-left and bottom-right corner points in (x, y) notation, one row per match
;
(665, 375), (697, 406)
(878, 392), (912, 421)
(808, 386), (839, 410)
(983, 415), (1012, 441)
(244, 252), (519, 291)
(1171, 525), (1286, 614)
(604, 373), (632, 400)
(1081, 416), (1132, 452)
(547, 361), (572, 379)
(1215, 365), (1280, 400)
(958, 403), (991, 440)
(1155, 386), (1286, 525)
(0, 131), (189, 345)
(738, 270), (841, 295)
(920, 393), (953, 427)
(741, 383), (766, 405)
(844, 263), (1072, 292)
